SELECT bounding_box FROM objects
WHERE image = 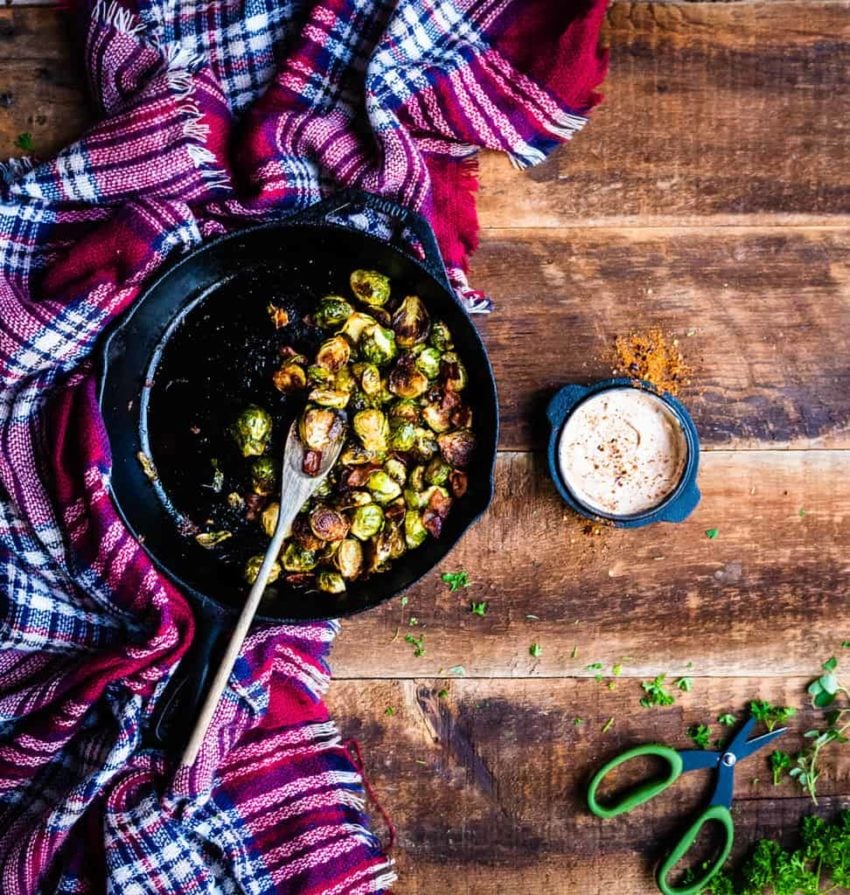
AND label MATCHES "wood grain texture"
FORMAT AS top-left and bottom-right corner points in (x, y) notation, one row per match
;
(328, 677), (850, 894)
(332, 450), (850, 679)
(473, 227), (850, 450)
(478, 1), (850, 227)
